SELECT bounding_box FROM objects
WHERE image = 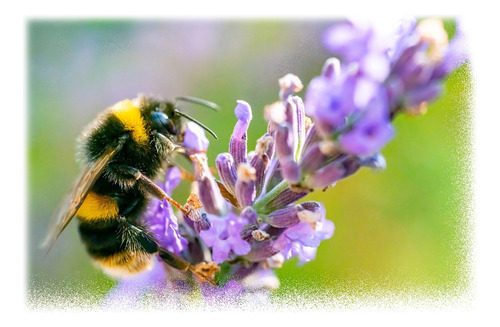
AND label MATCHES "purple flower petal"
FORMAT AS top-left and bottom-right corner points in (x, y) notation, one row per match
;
(199, 213), (251, 264)
(212, 239), (232, 264)
(183, 121), (209, 152)
(164, 166), (181, 194)
(142, 168), (187, 254)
